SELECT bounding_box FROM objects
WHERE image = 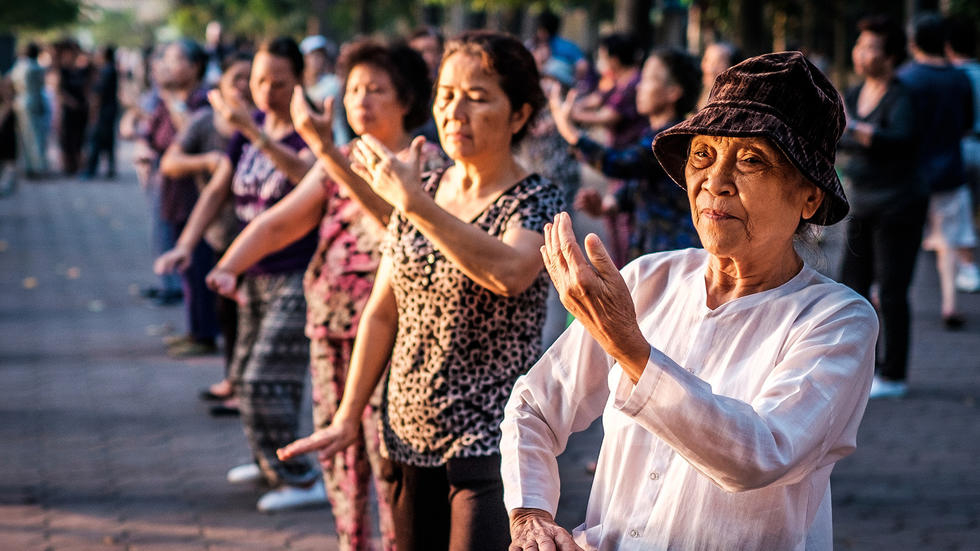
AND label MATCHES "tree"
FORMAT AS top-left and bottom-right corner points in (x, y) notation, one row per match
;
(0, 0), (80, 32)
